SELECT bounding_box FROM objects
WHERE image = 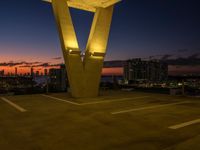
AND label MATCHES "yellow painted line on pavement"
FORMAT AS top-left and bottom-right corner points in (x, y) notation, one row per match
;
(81, 96), (149, 105)
(41, 95), (149, 106)
(1, 97), (27, 112)
(111, 101), (190, 115)
(41, 94), (81, 106)
(169, 118), (200, 129)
